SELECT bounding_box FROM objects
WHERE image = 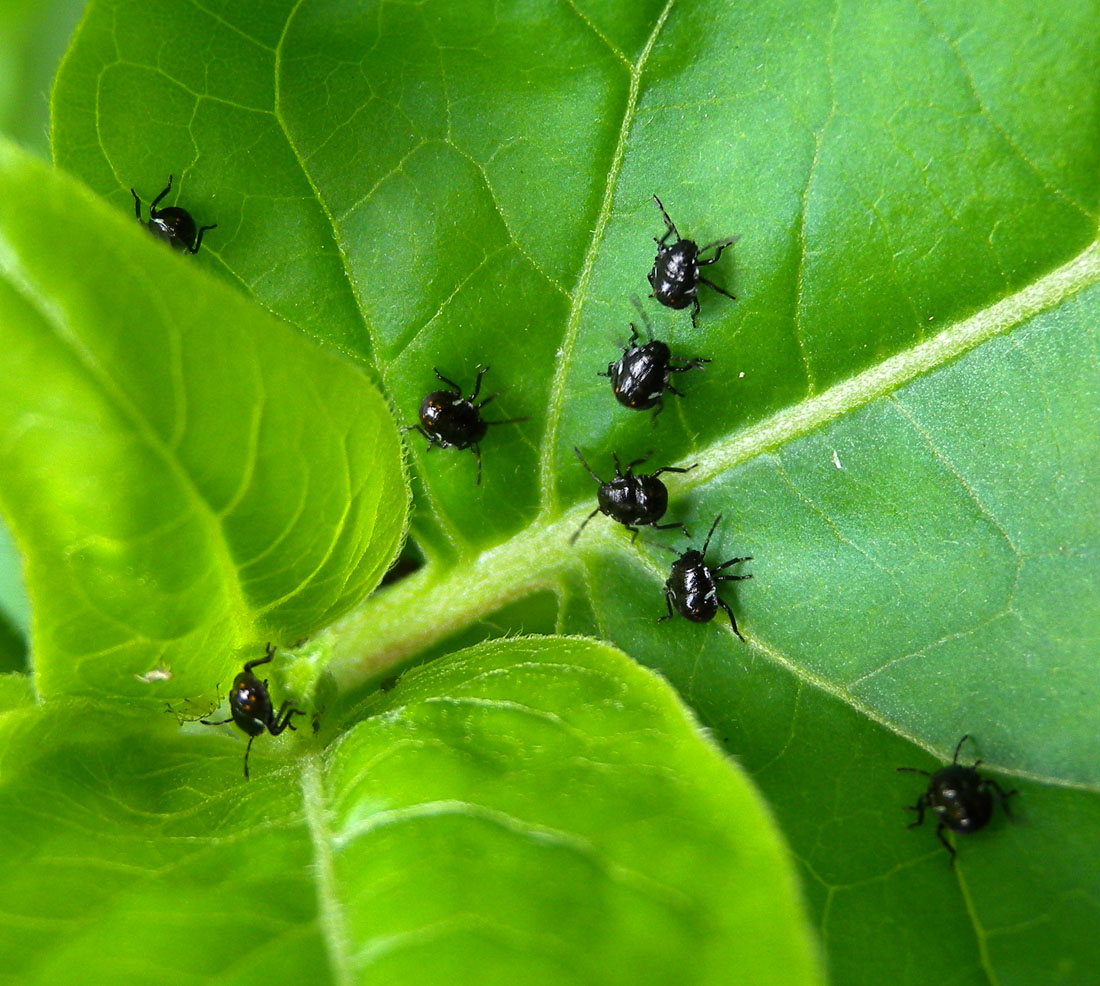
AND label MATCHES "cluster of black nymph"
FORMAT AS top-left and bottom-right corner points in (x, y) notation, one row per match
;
(582, 195), (750, 640)
(401, 195), (750, 636)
